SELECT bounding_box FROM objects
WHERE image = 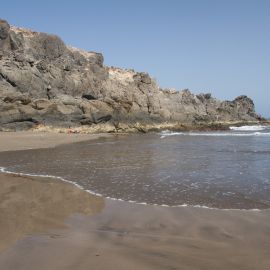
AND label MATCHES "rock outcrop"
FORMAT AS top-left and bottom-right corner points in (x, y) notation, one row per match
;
(0, 19), (262, 132)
